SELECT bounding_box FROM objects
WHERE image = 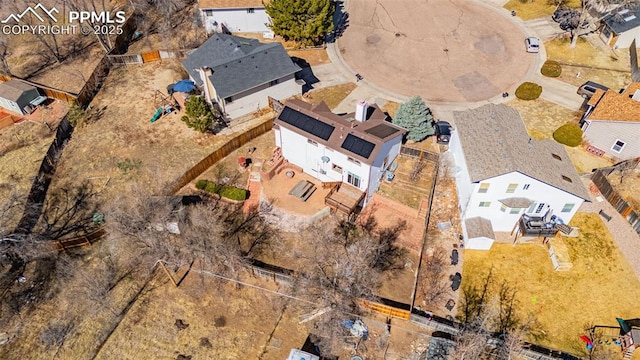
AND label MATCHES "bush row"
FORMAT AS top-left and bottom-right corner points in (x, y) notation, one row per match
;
(195, 179), (247, 201)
